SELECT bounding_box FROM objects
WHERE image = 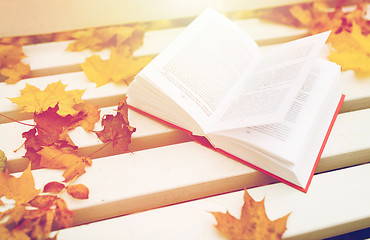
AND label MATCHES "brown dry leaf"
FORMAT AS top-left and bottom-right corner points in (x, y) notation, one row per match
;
(211, 190), (290, 240)
(43, 181), (65, 194)
(329, 23), (370, 73)
(28, 195), (58, 209)
(67, 25), (145, 52)
(0, 225), (30, 240)
(54, 198), (74, 229)
(81, 46), (152, 86)
(66, 184), (89, 199)
(0, 164), (40, 203)
(37, 145), (92, 182)
(10, 81), (85, 116)
(95, 99), (136, 151)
